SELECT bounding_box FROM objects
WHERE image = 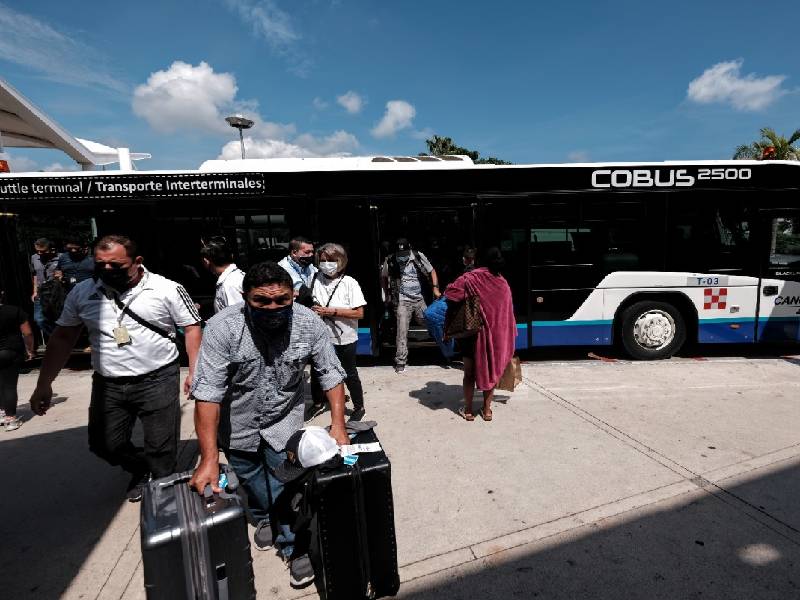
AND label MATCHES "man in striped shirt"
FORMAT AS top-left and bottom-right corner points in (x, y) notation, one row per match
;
(29, 234), (202, 502)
